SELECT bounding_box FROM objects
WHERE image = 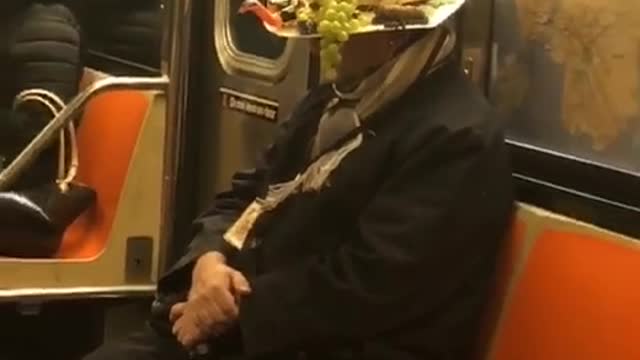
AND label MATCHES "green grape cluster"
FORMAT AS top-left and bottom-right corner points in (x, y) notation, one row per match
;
(296, 6), (313, 23)
(429, 0), (456, 6)
(313, 0), (360, 80)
